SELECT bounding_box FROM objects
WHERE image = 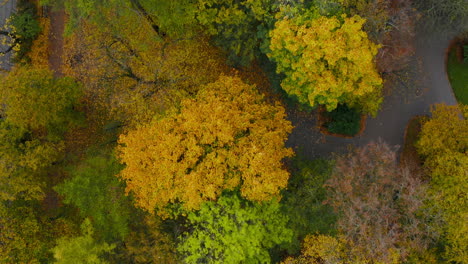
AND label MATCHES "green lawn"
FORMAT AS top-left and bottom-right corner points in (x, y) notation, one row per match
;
(447, 50), (468, 104)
